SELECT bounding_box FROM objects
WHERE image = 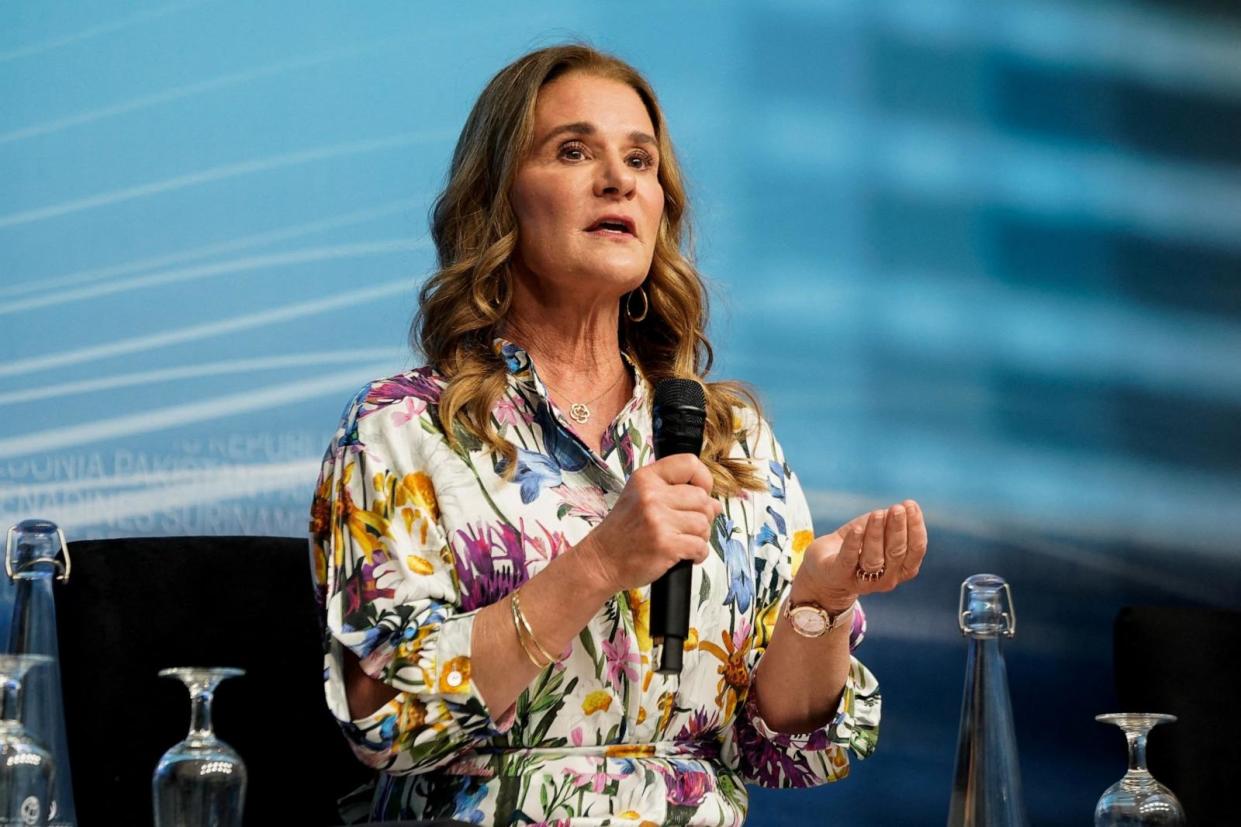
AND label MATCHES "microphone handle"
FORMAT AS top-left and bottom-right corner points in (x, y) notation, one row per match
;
(650, 402), (707, 674)
(651, 559), (692, 674)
